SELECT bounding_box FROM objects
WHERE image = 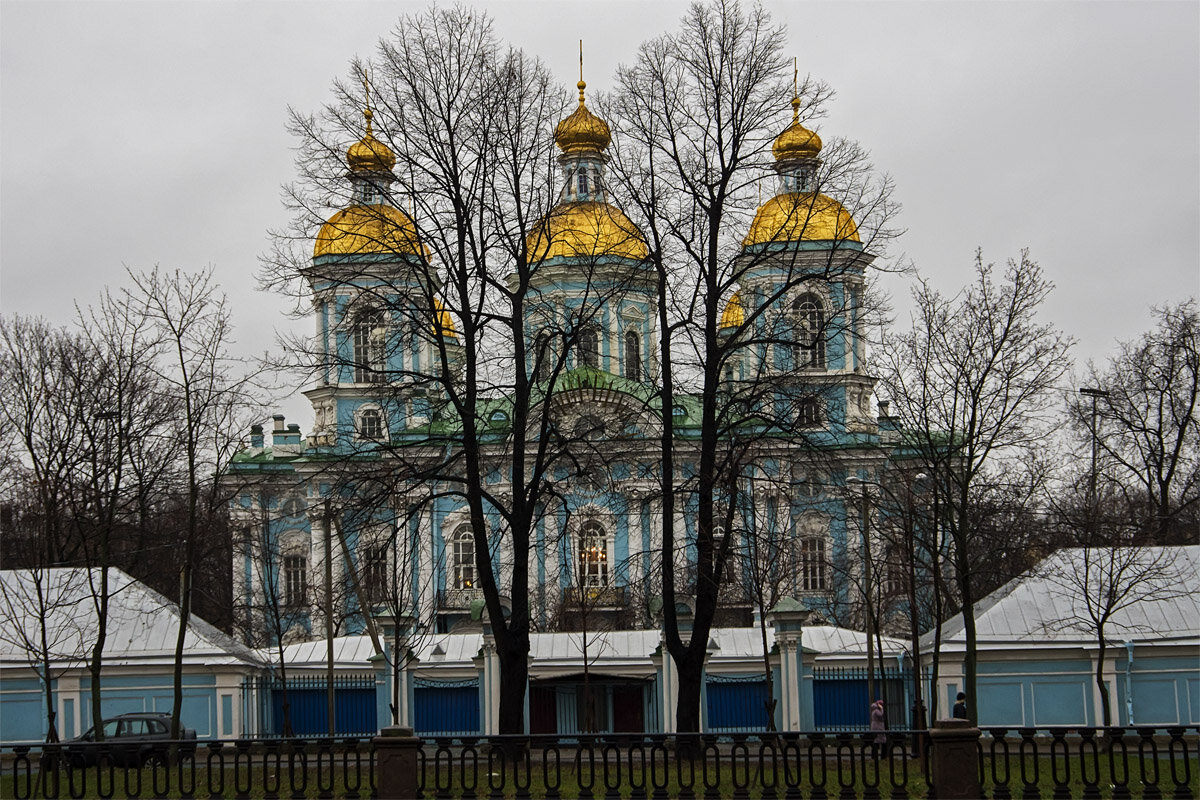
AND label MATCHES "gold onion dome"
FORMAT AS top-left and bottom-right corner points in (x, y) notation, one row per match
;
(772, 97), (822, 162)
(719, 290), (745, 329)
(434, 298), (457, 339)
(314, 205), (426, 258)
(527, 201), (648, 261)
(744, 193), (860, 246)
(346, 108), (396, 173)
(554, 81), (611, 154)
